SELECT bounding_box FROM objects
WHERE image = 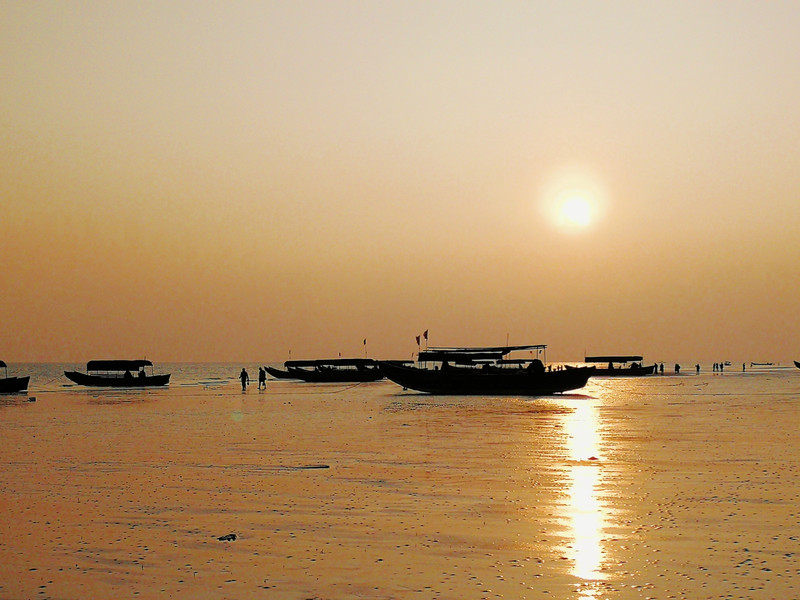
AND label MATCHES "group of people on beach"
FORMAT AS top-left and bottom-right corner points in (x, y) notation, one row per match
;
(238, 367), (268, 391)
